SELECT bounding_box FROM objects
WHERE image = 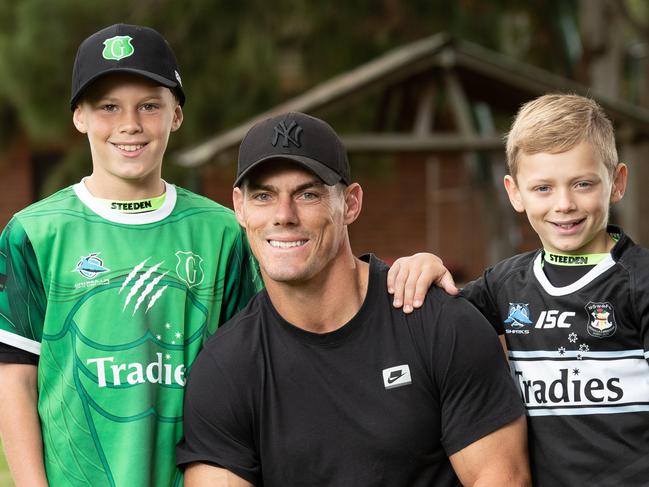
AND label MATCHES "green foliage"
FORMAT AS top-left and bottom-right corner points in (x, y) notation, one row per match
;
(0, 0), (586, 192)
